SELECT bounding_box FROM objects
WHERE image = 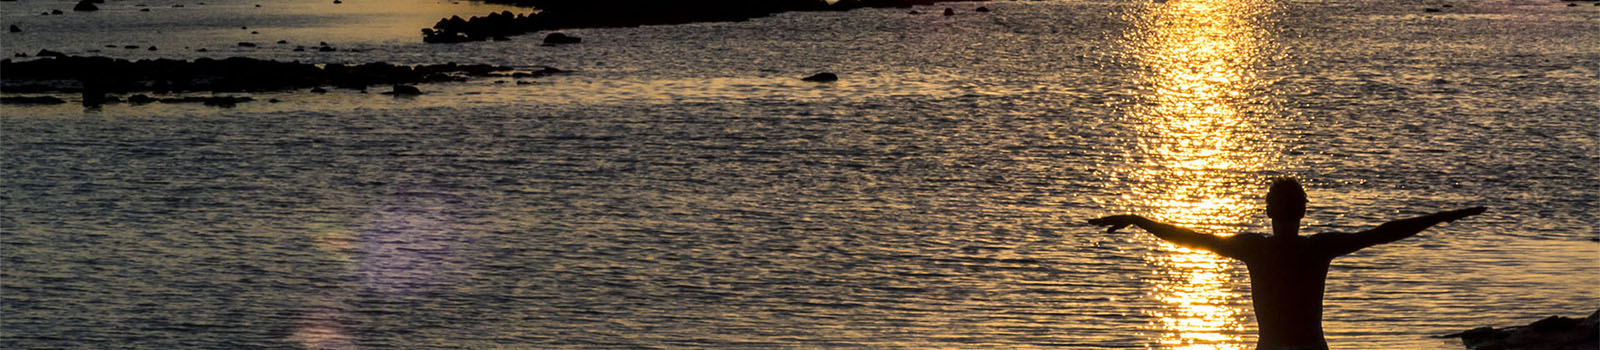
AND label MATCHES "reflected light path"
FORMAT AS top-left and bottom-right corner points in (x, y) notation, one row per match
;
(1109, 0), (1286, 348)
